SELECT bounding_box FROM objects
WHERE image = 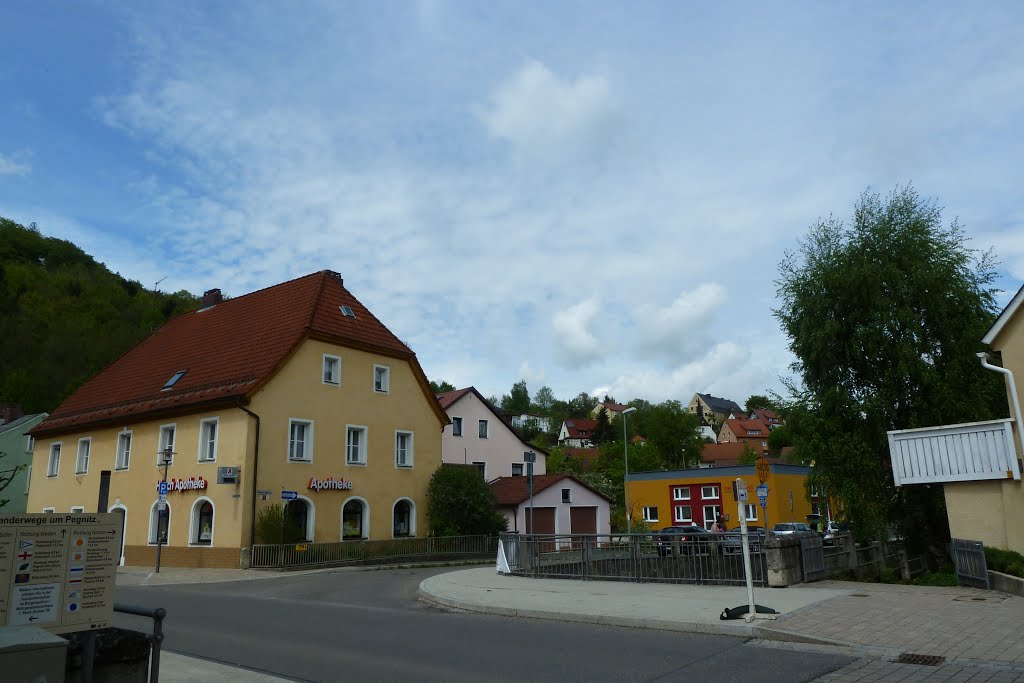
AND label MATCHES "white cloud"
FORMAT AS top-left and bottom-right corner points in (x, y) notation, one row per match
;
(633, 283), (729, 364)
(552, 298), (605, 368)
(604, 342), (754, 404)
(477, 60), (623, 164)
(516, 360), (547, 386)
(0, 151), (31, 176)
